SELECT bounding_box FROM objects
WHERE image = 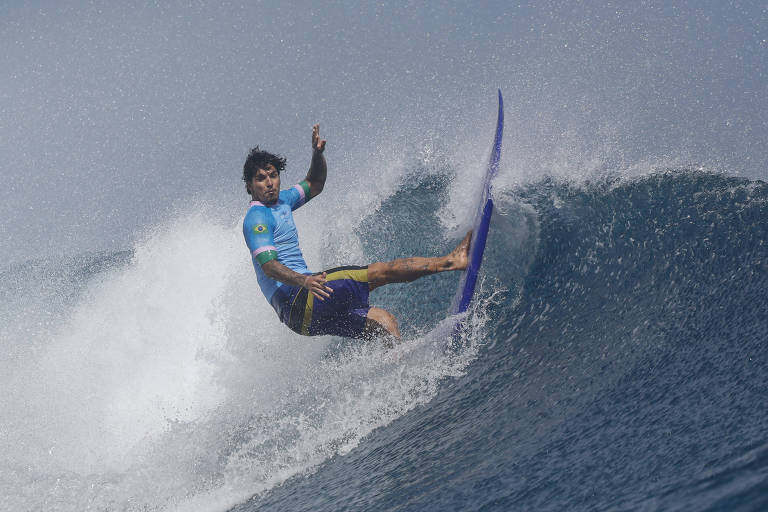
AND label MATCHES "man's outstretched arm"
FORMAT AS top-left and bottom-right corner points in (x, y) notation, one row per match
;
(262, 259), (333, 300)
(304, 124), (327, 198)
